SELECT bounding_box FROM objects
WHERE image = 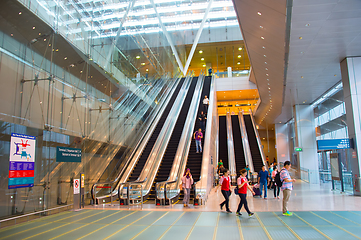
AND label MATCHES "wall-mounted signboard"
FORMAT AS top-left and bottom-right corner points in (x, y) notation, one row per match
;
(317, 138), (352, 151)
(56, 147), (81, 162)
(8, 133), (36, 189)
